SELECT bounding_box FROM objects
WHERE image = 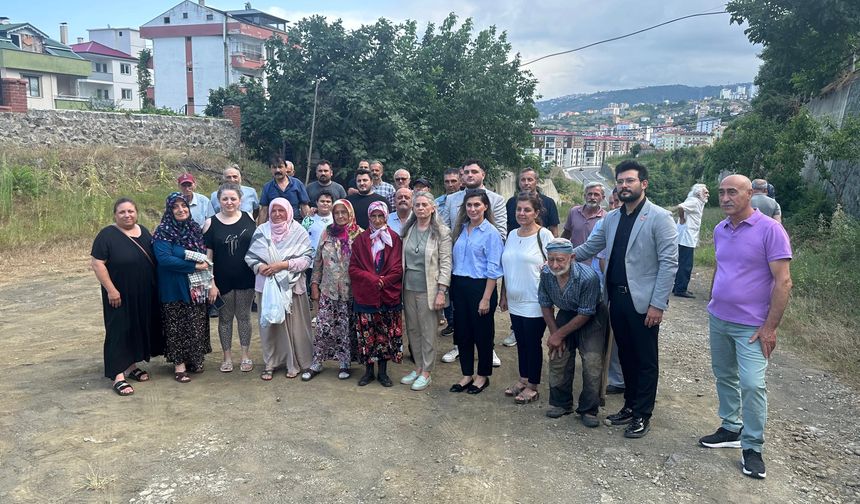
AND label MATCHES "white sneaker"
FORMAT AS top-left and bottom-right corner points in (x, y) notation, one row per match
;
(502, 331), (517, 347)
(442, 346), (459, 363)
(492, 350), (501, 367)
